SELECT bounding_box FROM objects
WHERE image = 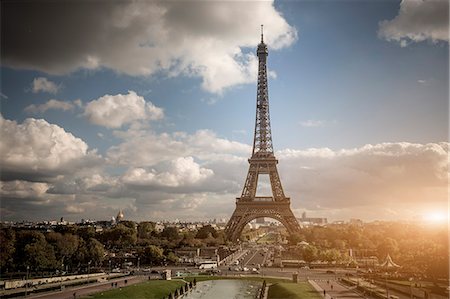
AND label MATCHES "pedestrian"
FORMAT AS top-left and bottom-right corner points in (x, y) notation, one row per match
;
(115, 282), (118, 287)
(73, 292), (76, 299)
(125, 279), (127, 285)
(327, 280), (329, 284)
(323, 290), (326, 296)
(111, 282), (114, 288)
(331, 284), (334, 290)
